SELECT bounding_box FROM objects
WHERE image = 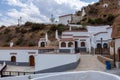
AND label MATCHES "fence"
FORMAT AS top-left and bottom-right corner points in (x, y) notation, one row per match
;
(2, 71), (35, 77)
